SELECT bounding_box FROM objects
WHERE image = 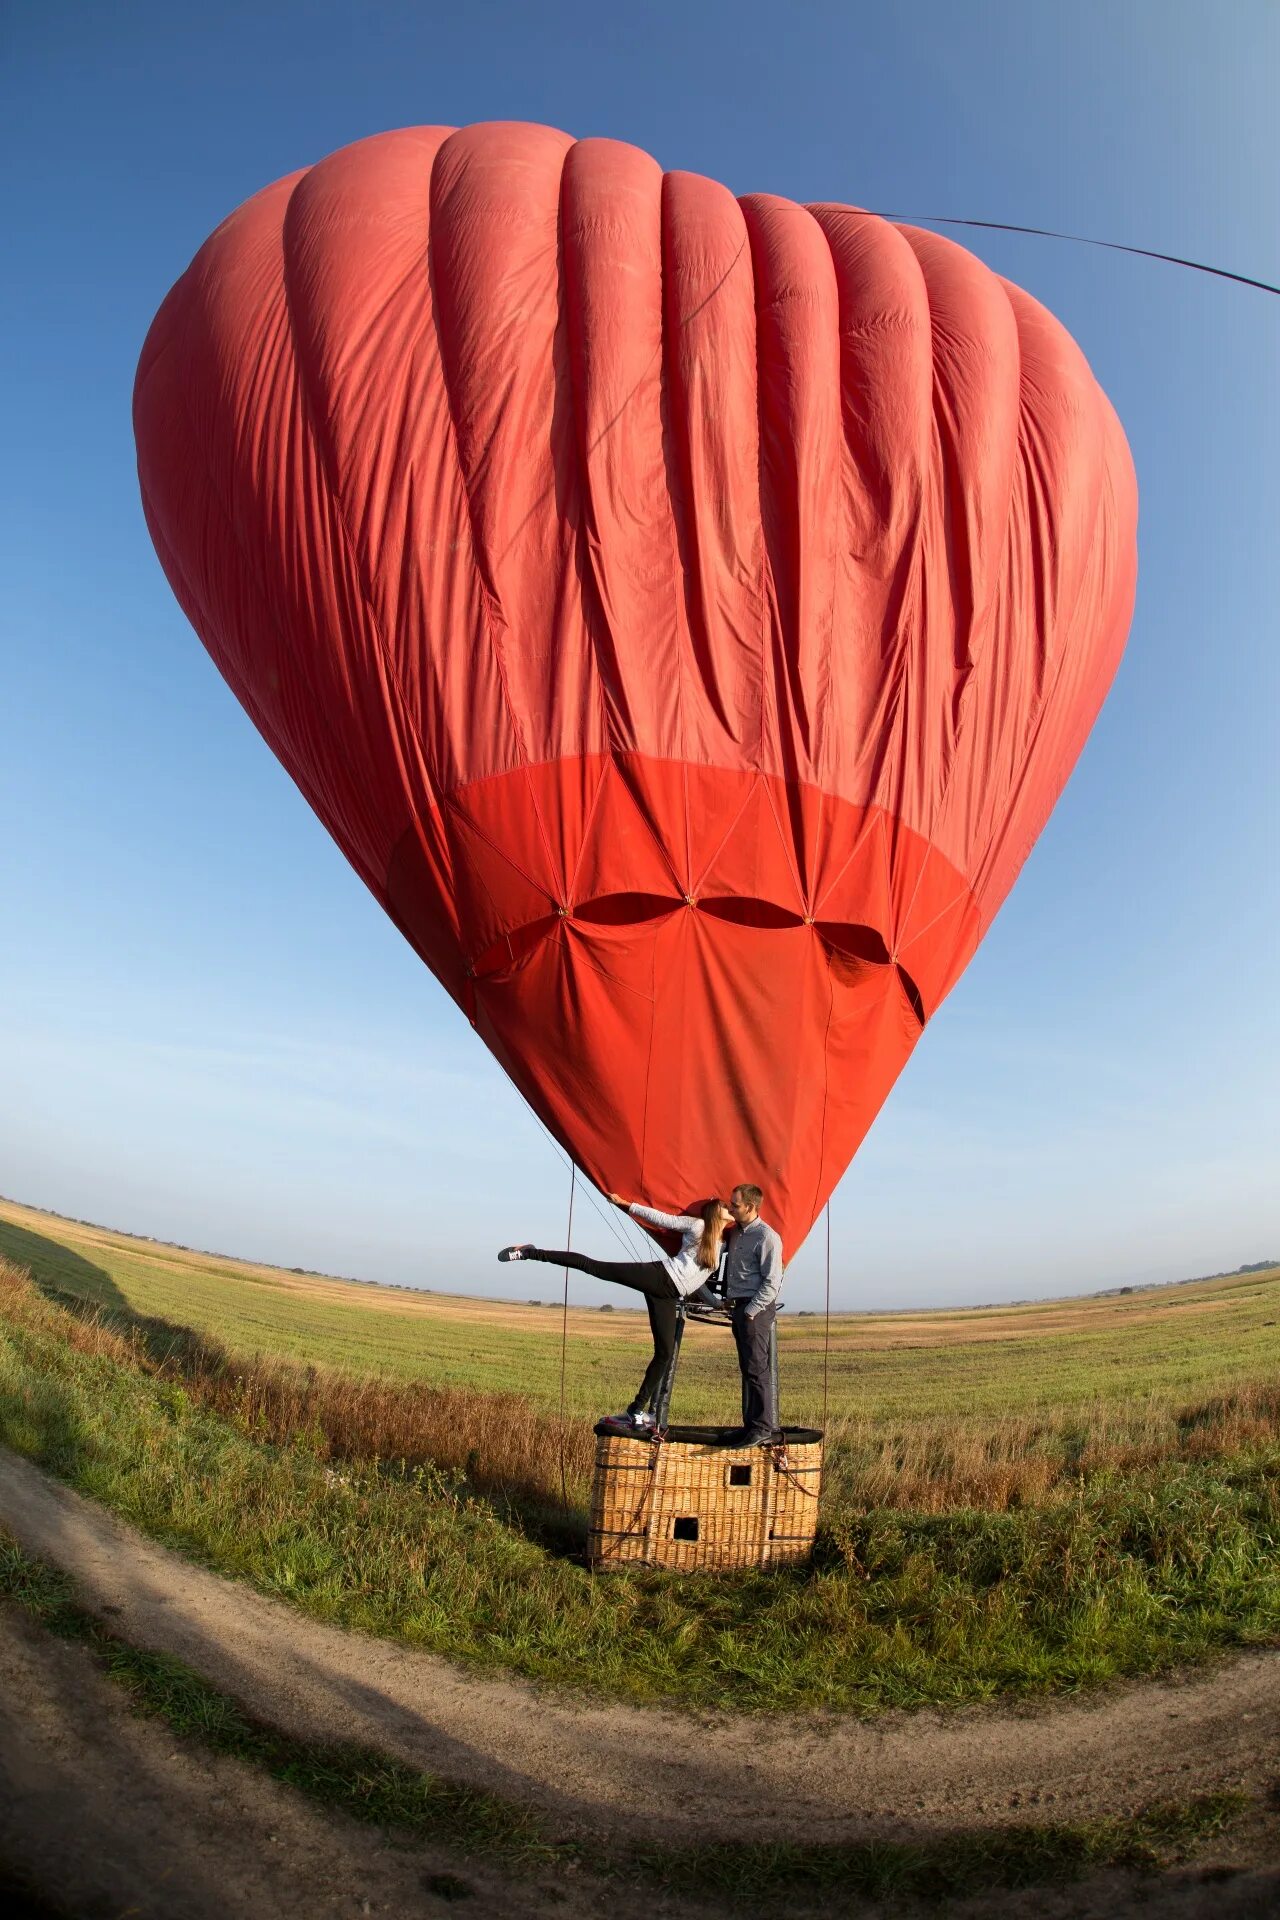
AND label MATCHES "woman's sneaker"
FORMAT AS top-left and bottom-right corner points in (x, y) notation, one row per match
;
(498, 1245), (533, 1262)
